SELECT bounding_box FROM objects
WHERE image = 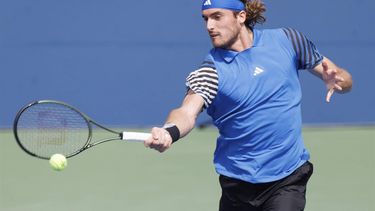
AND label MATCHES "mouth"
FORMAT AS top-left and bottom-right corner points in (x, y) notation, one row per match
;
(209, 32), (220, 39)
